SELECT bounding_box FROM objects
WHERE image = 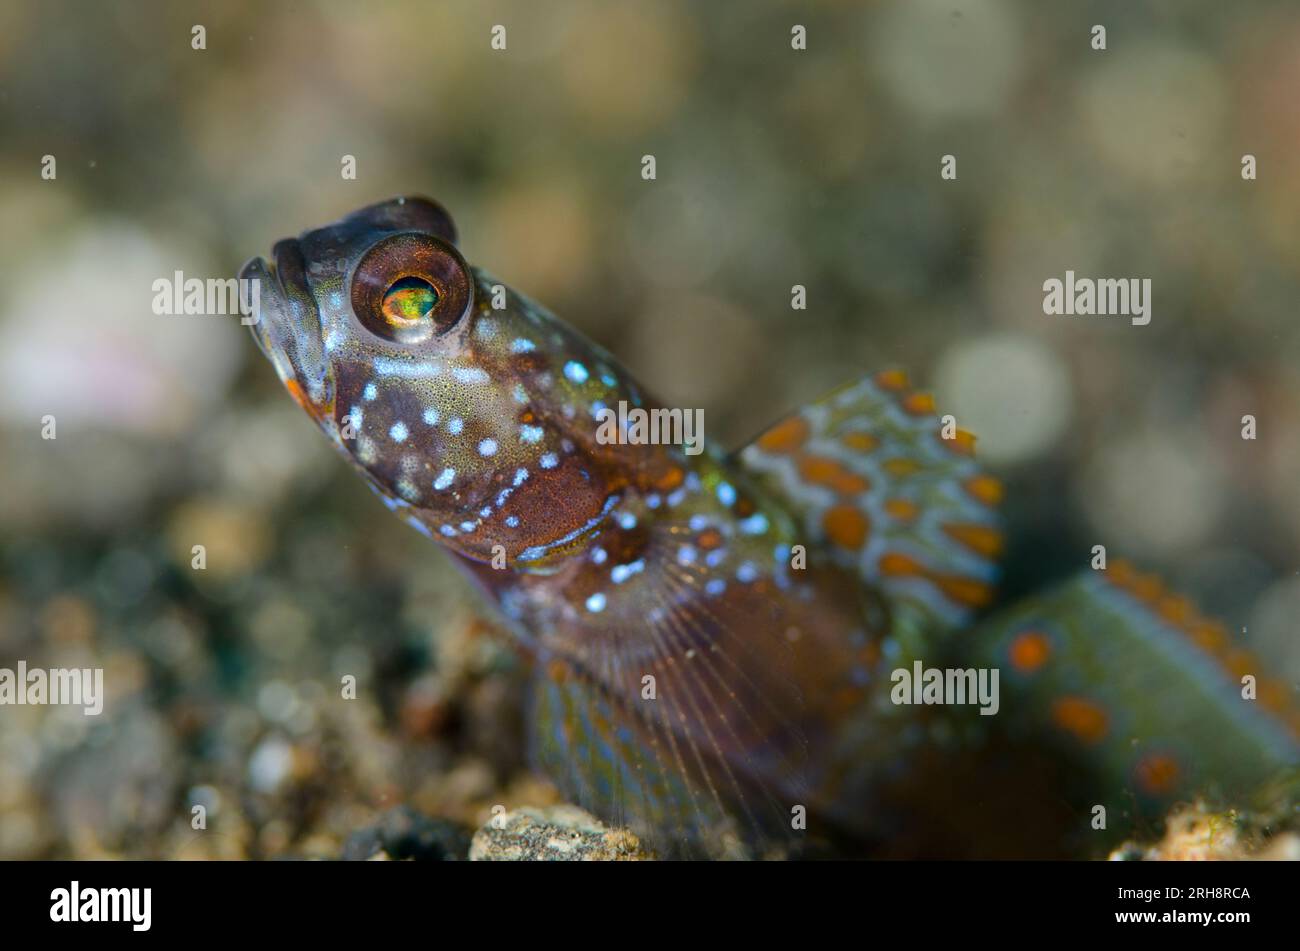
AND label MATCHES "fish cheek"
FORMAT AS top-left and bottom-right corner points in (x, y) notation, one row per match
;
(331, 362), (379, 442)
(492, 454), (617, 567)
